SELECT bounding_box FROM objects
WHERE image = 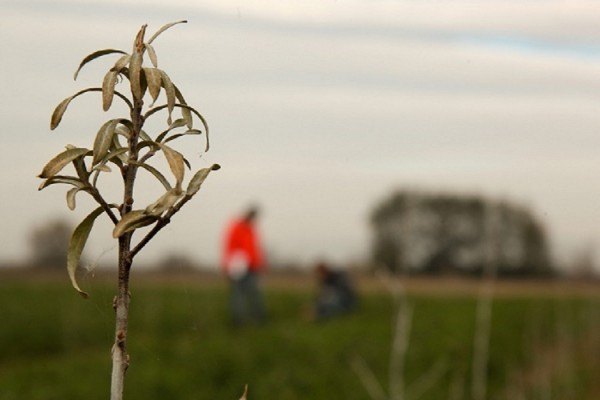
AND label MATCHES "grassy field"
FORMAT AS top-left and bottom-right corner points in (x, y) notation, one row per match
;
(1, 271), (599, 399)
